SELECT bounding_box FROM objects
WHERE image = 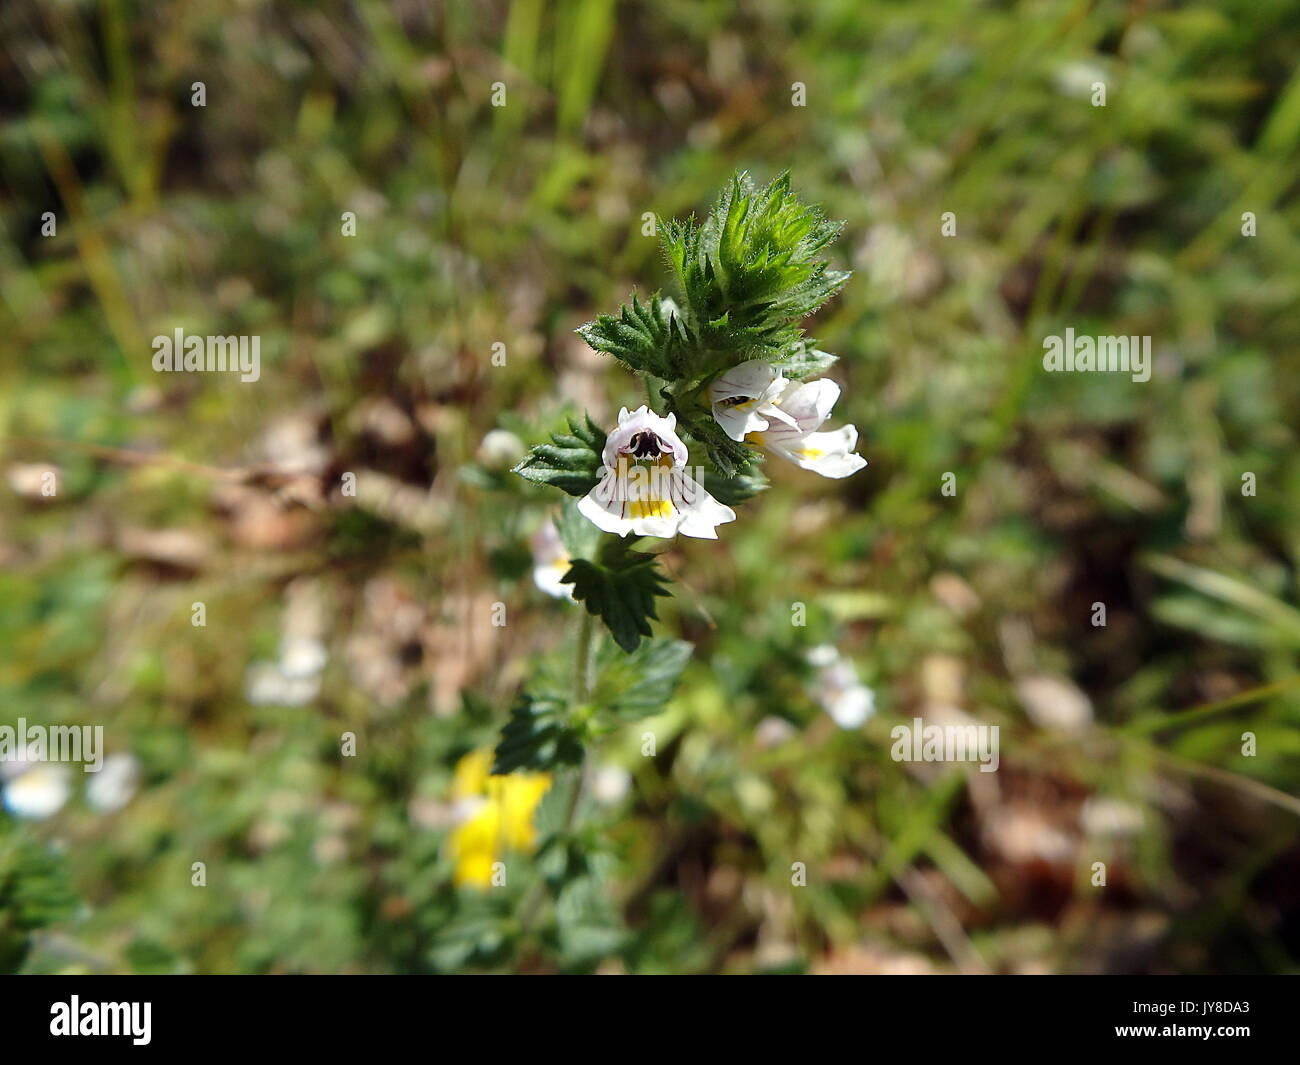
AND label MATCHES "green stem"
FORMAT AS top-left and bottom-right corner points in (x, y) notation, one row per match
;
(517, 610), (595, 943)
(563, 609), (594, 830)
(574, 609), (594, 702)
